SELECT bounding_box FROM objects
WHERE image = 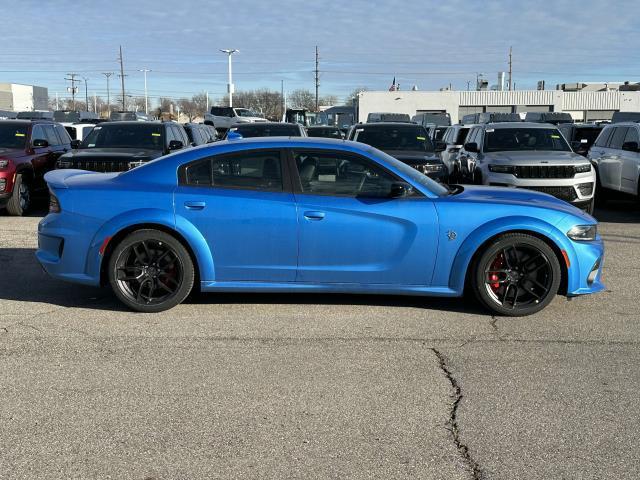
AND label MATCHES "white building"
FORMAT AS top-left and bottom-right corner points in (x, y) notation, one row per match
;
(0, 83), (49, 112)
(357, 90), (640, 124)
